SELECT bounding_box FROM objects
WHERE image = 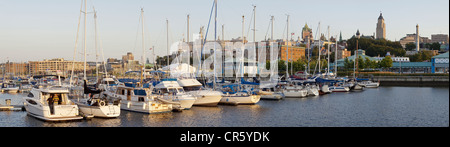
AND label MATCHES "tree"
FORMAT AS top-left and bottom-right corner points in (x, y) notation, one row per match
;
(405, 42), (417, 51)
(365, 57), (378, 69)
(431, 42), (441, 50)
(344, 58), (354, 70)
(357, 56), (366, 70)
(379, 56), (393, 71)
